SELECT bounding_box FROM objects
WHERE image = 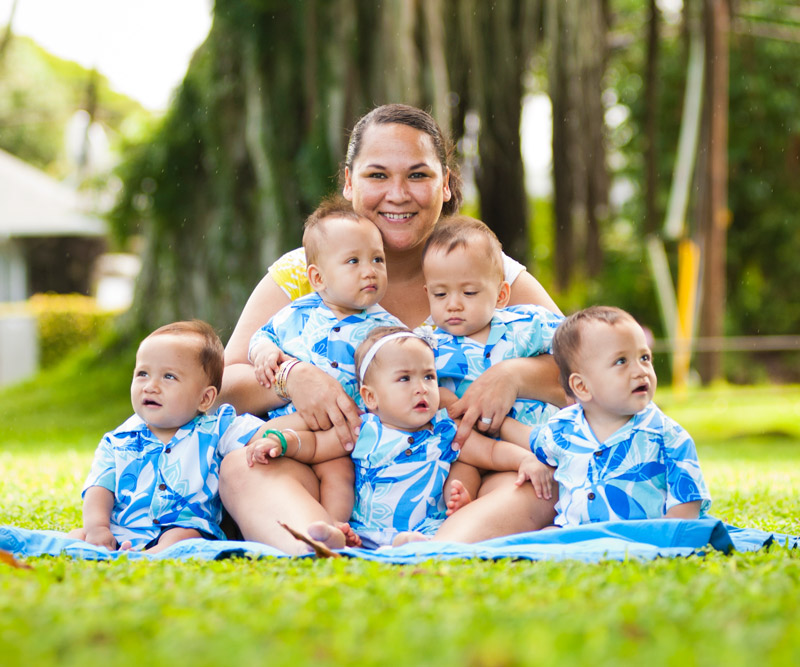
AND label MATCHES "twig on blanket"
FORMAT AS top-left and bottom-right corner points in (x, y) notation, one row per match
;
(1, 548), (33, 569)
(278, 521), (341, 558)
